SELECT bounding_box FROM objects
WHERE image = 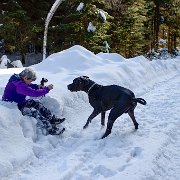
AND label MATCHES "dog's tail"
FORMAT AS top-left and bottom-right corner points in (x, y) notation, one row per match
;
(132, 98), (147, 105)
